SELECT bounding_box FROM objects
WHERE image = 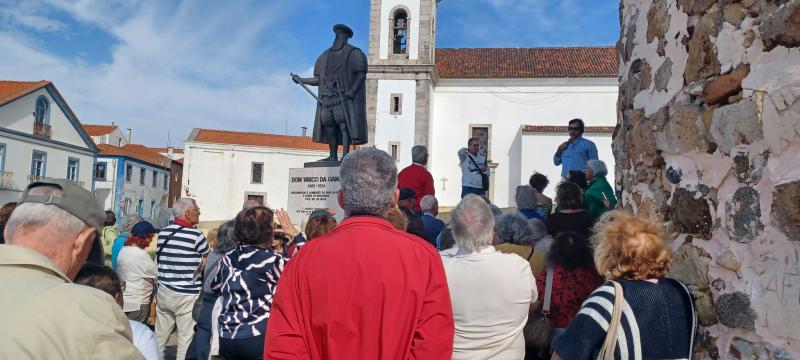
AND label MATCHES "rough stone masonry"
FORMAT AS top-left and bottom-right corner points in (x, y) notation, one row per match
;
(616, 0), (800, 358)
